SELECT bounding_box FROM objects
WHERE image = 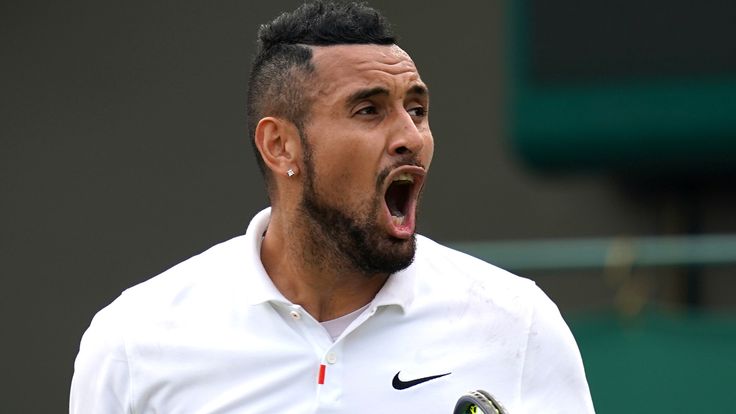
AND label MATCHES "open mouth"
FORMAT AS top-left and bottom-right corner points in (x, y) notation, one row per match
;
(382, 166), (425, 238)
(385, 173), (414, 225)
